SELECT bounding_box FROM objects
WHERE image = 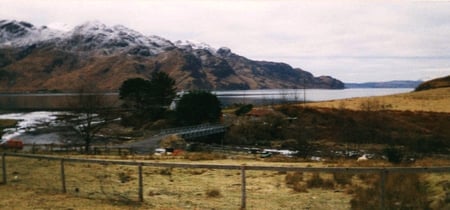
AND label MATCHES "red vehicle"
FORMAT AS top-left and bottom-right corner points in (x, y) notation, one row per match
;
(1, 139), (24, 150)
